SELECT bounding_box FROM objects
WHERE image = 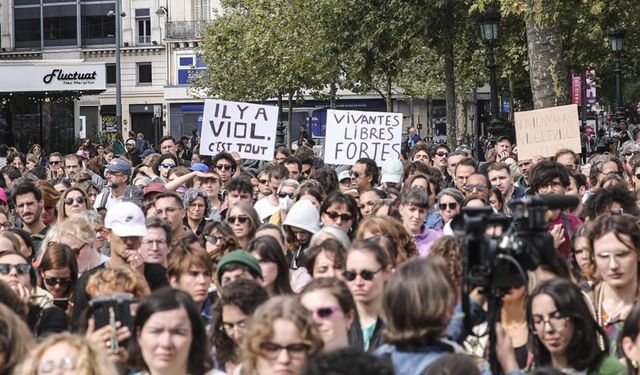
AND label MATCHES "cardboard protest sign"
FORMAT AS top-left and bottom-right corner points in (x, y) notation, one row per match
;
(324, 109), (402, 165)
(514, 104), (581, 160)
(199, 99), (278, 161)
